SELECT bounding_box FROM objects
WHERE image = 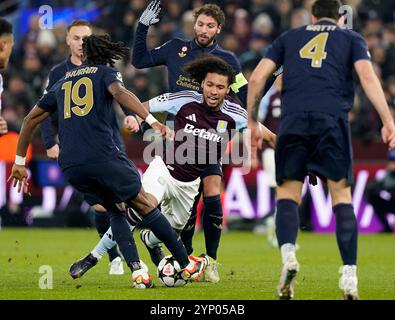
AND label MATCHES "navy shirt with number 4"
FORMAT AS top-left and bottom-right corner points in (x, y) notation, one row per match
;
(37, 65), (125, 169)
(265, 20), (371, 117)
